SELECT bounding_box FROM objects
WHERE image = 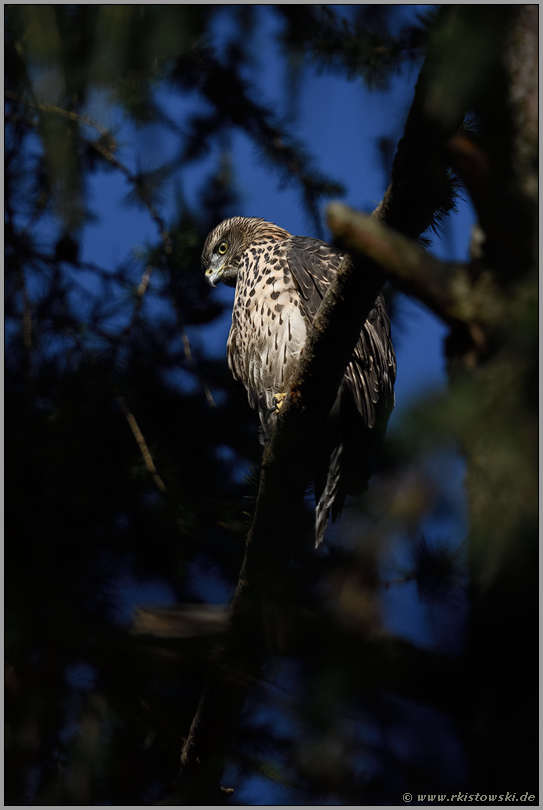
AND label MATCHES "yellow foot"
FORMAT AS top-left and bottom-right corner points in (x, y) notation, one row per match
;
(265, 393), (286, 420)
